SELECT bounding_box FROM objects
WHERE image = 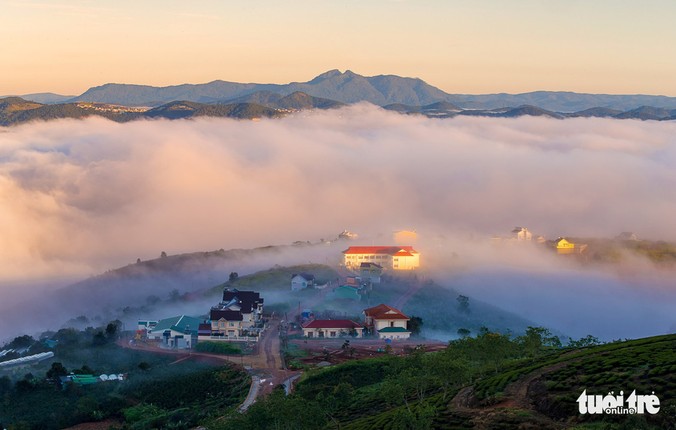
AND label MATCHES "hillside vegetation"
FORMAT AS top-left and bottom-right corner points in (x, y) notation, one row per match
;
(0, 325), (249, 429)
(218, 333), (675, 429)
